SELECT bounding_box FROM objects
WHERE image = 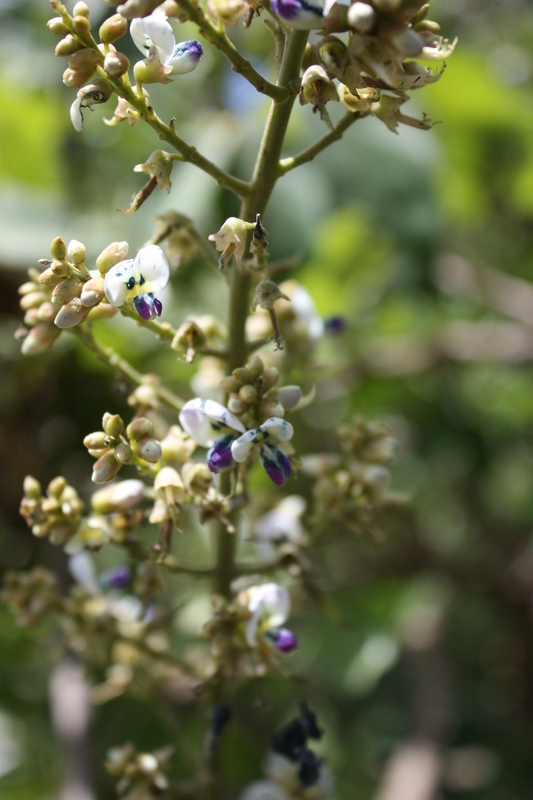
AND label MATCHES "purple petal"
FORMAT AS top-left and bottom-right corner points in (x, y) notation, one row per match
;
(272, 627), (298, 653)
(324, 315), (347, 336)
(133, 293), (154, 321)
(270, 0), (323, 27)
(100, 565), (132, 590)
(207, 434), (235, 474)
(260, 443), (291, 487)
(152, 296), (163, 317)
